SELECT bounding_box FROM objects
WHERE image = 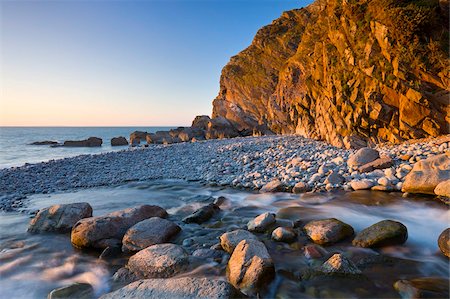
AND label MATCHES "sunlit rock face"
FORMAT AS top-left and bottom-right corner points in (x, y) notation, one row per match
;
(212, 0), (450, 147)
